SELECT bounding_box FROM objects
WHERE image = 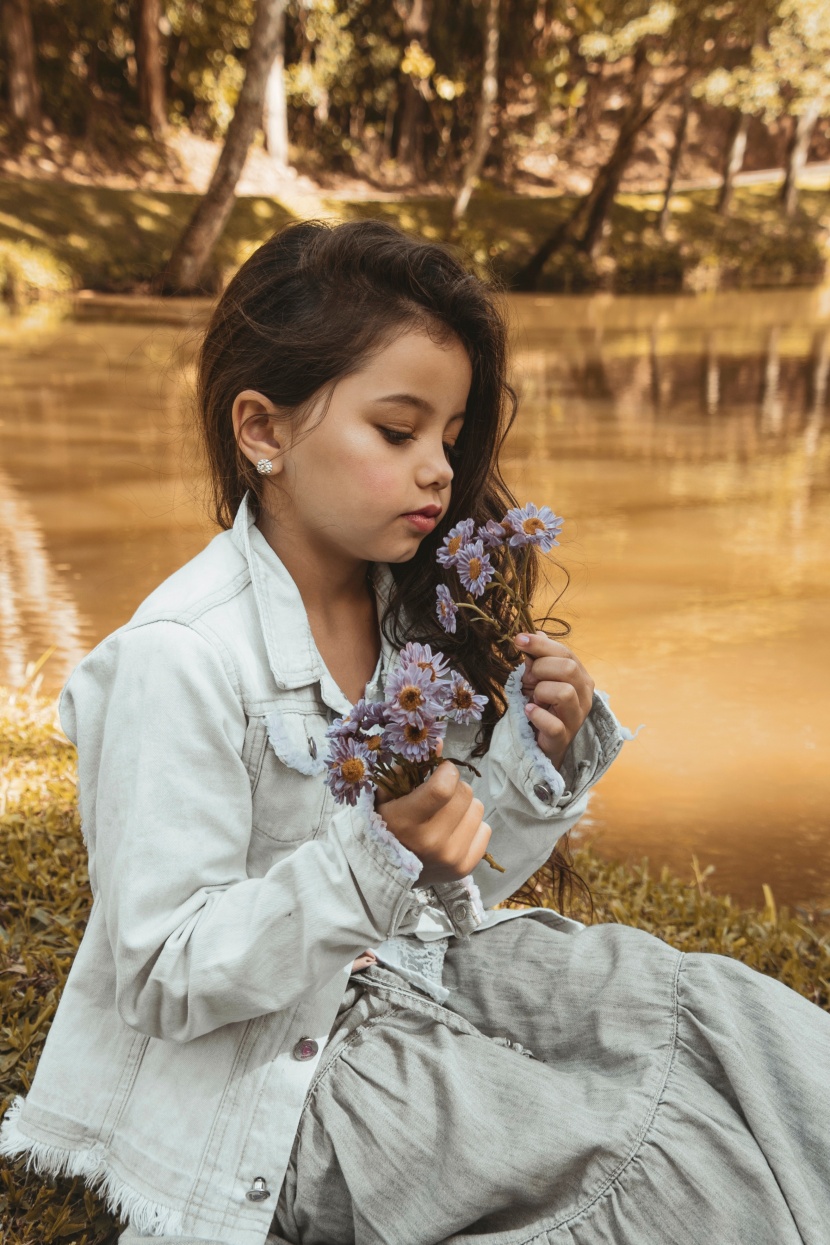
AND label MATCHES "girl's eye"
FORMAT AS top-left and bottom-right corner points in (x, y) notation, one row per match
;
(380, 427), (462, 461)
(380, 428), (413, 445)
